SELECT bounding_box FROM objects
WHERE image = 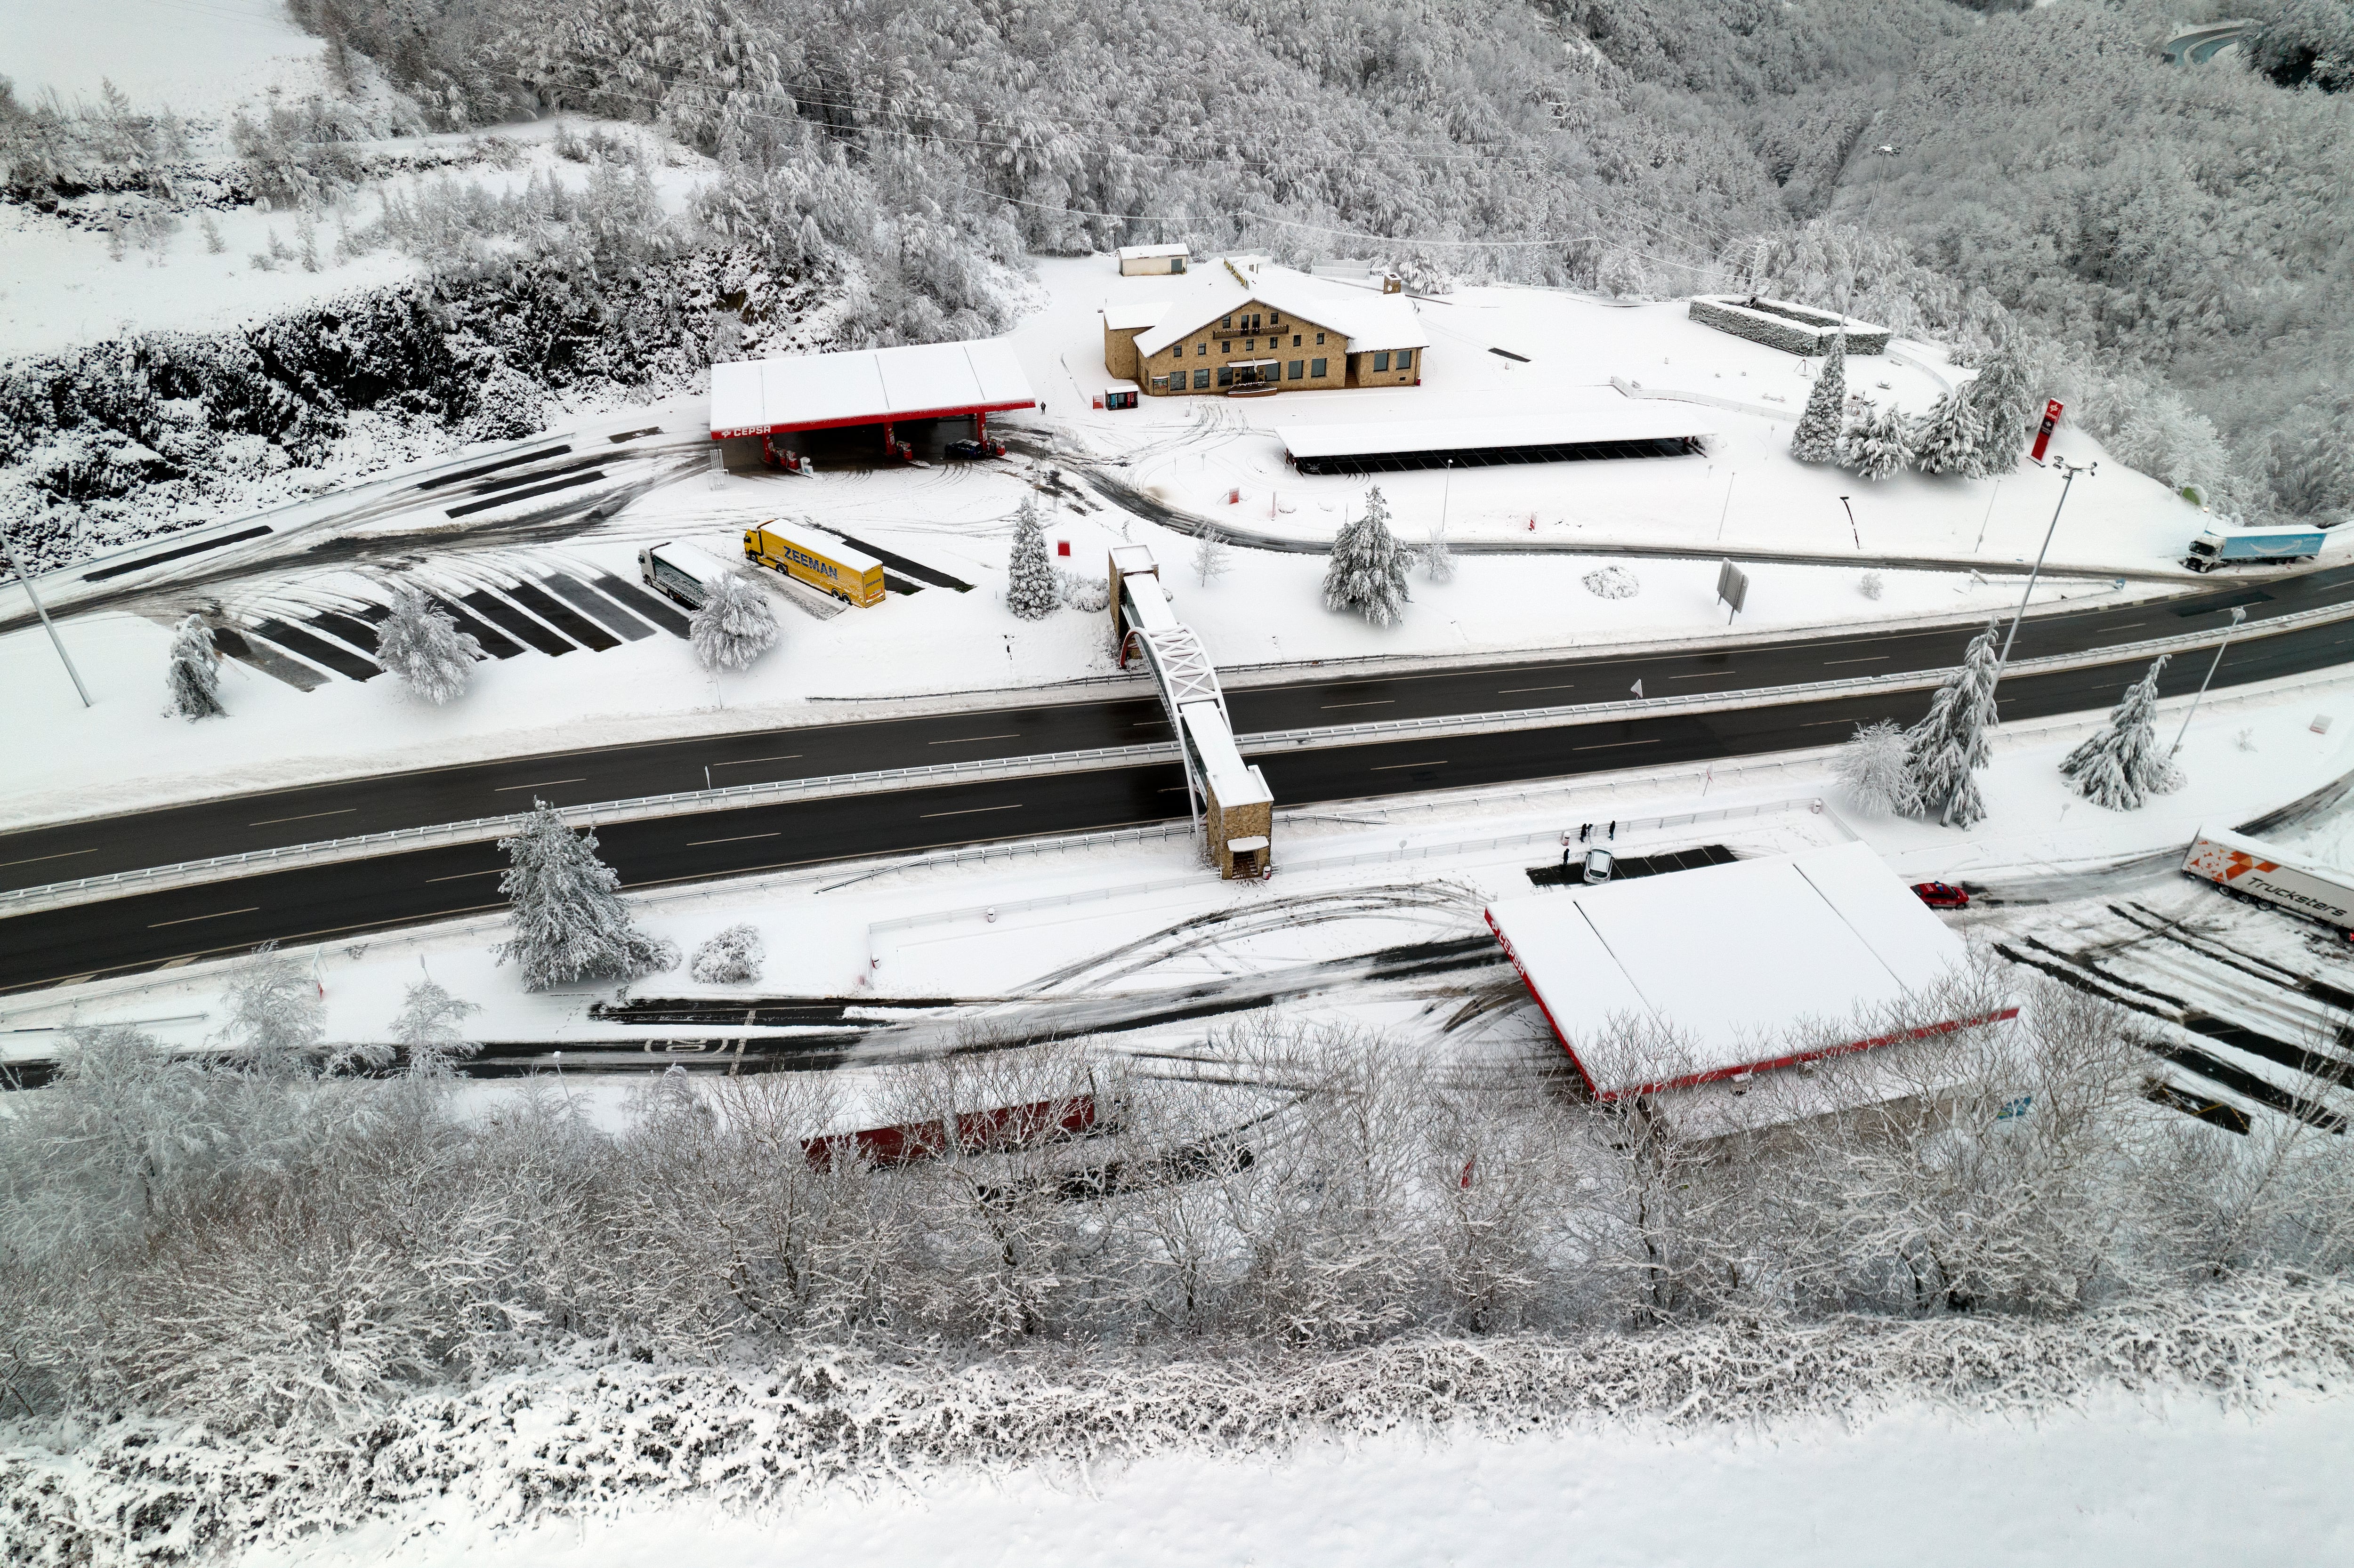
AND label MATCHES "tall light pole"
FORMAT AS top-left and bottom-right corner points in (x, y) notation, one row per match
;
(1839, 494), (1859, 550)
(1996, 456), (2095, 672)
(1974, 477), (2003, 554)
(0, 525), (91, 708)
(2170, 604), (2248, 758)
(1440, 458), (1454, 539)
(1717, 470), (1736, 542)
